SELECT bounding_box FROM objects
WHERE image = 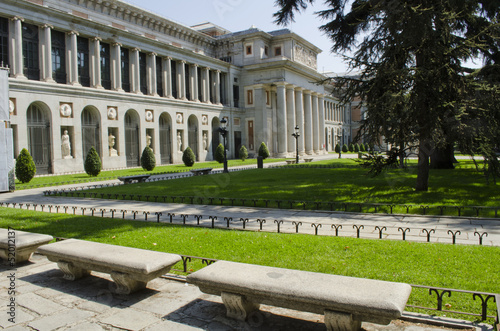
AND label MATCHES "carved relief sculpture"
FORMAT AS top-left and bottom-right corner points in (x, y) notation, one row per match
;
(107, 107), (117, 120)
(60, 103), (72, 117)
(145, 110), (154, 122)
